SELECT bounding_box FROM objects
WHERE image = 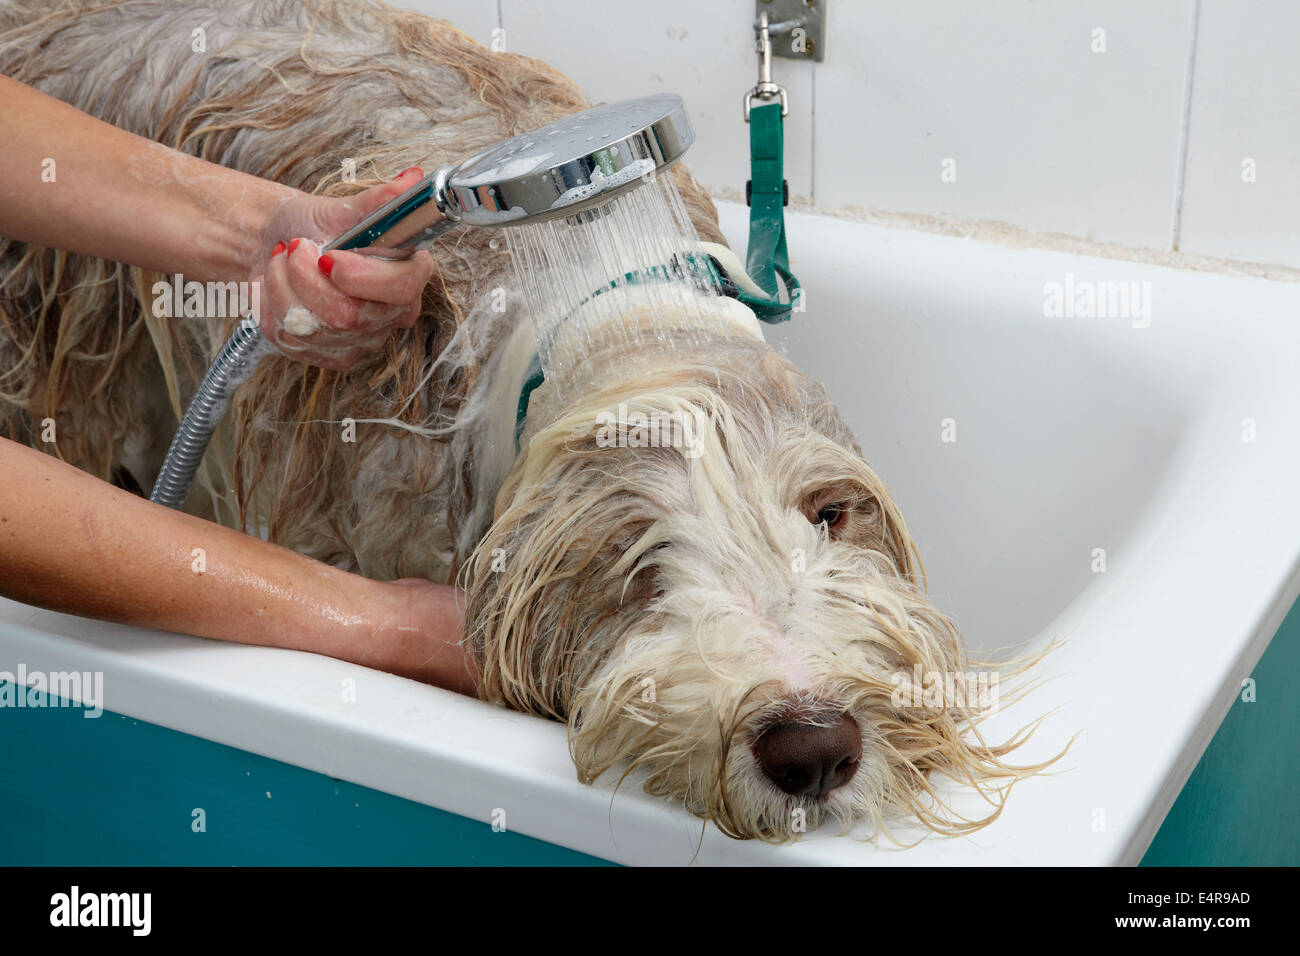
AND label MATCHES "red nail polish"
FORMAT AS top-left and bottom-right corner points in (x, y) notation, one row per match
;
(318, 254), (334, 277)
(288, 238), (301, 254)
(271, 241), (287, 257)
(396, 166), (423, 180)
